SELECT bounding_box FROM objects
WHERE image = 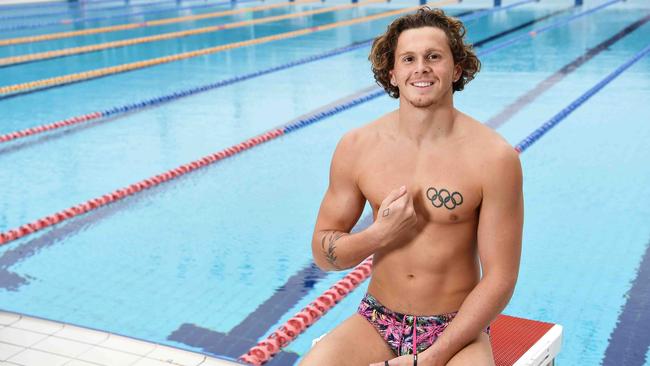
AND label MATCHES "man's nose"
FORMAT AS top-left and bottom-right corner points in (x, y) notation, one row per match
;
(414, 58), (431, 74)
